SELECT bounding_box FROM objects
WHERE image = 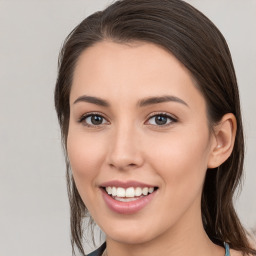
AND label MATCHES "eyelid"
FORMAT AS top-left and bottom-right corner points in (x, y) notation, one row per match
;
(145, 112), (178, 126)
(78, 112), (110, 127)
(78, 111), (177, 128)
